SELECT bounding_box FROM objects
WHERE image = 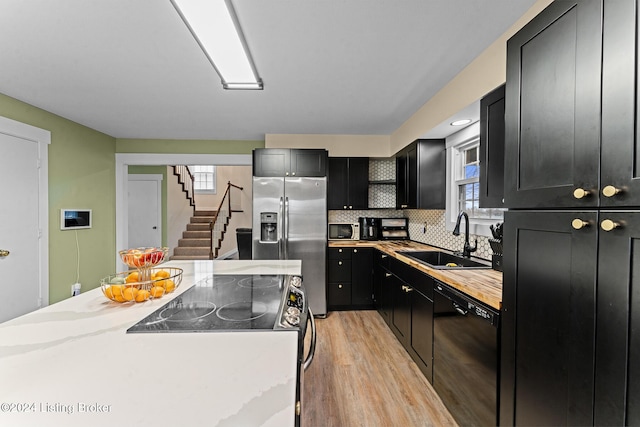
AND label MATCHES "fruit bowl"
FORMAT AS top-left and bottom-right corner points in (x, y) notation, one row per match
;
(100, 267), (183, 303)
(119, 247), (168, 269)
